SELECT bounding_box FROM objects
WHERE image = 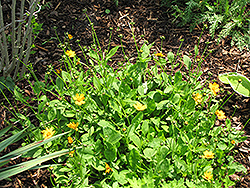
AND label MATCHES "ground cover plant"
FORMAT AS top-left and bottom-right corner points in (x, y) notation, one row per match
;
(162, 0), (250, 51)
(1, 10), (248, 187)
